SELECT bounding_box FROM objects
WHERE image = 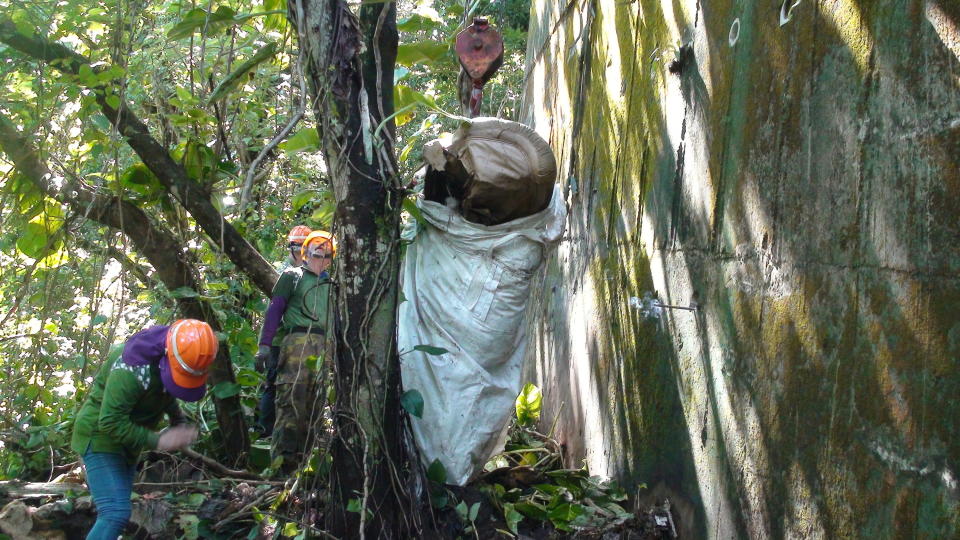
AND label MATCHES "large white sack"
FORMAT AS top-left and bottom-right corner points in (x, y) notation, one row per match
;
(398, 185), (566, 485)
